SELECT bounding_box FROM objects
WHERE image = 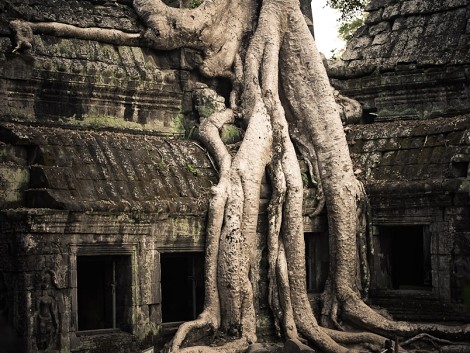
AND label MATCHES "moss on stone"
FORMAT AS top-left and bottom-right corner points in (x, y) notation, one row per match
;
(194, 88), (226, 120)
(0, 165), (29, 204)
(67, 115), (144, 130)
(171, 112), (185, 134)
(220, 124), (243, 144)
